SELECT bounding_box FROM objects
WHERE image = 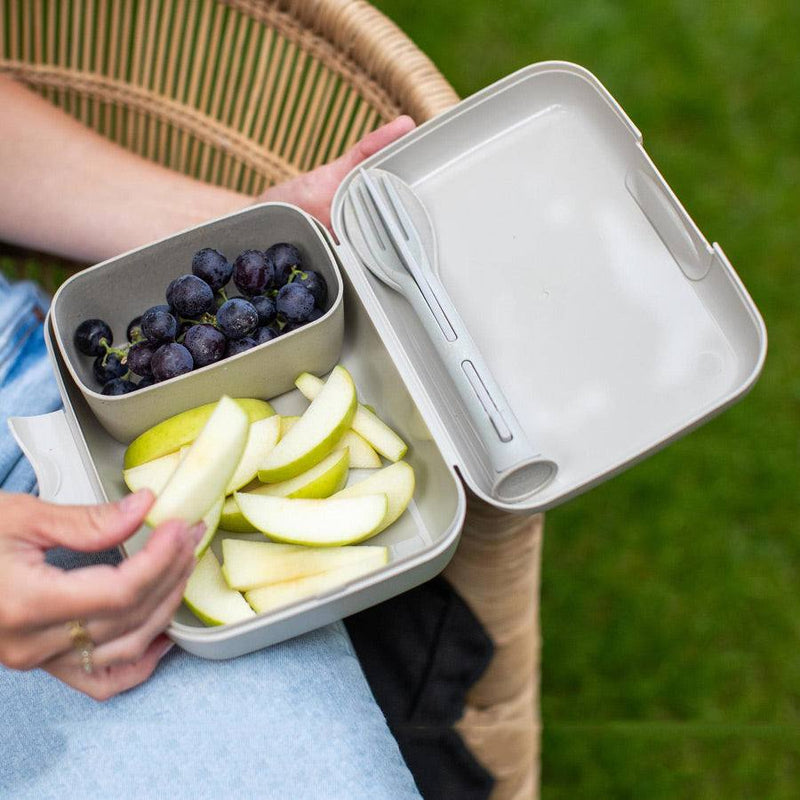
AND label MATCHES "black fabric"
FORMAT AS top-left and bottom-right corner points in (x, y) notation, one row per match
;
(345, 576), (494, 800)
